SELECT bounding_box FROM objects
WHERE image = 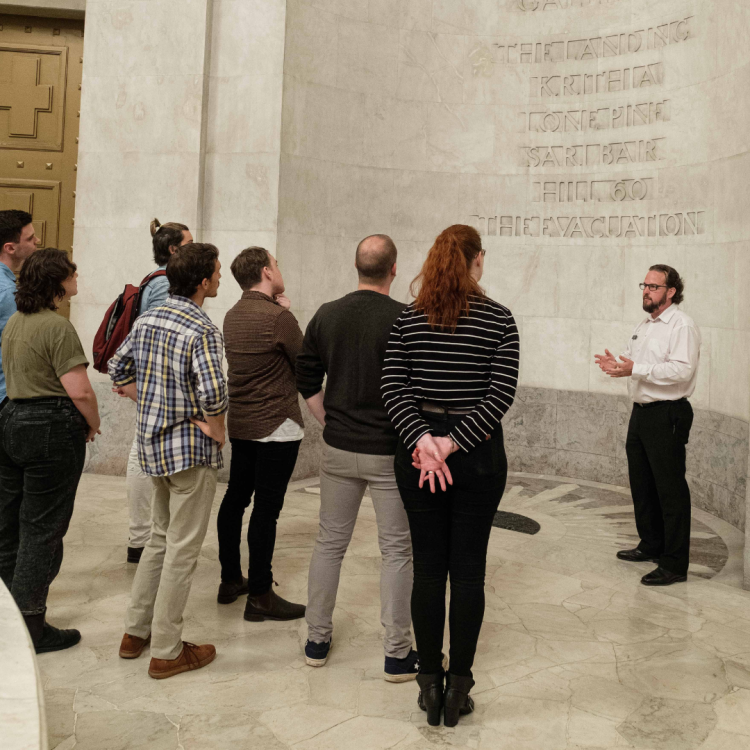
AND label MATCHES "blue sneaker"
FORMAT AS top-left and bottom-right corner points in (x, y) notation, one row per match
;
(384, 648), (420, 683)
(305, 639), (332, 667)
